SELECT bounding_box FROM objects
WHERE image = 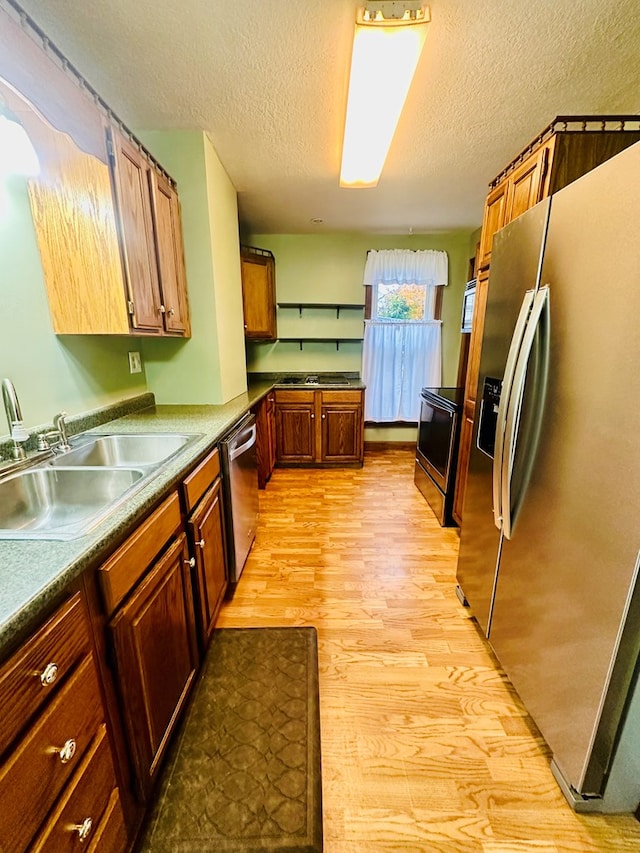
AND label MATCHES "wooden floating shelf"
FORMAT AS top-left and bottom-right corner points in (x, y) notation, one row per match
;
(277, 337), (364, 351)
(277, 303), (364, 318)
